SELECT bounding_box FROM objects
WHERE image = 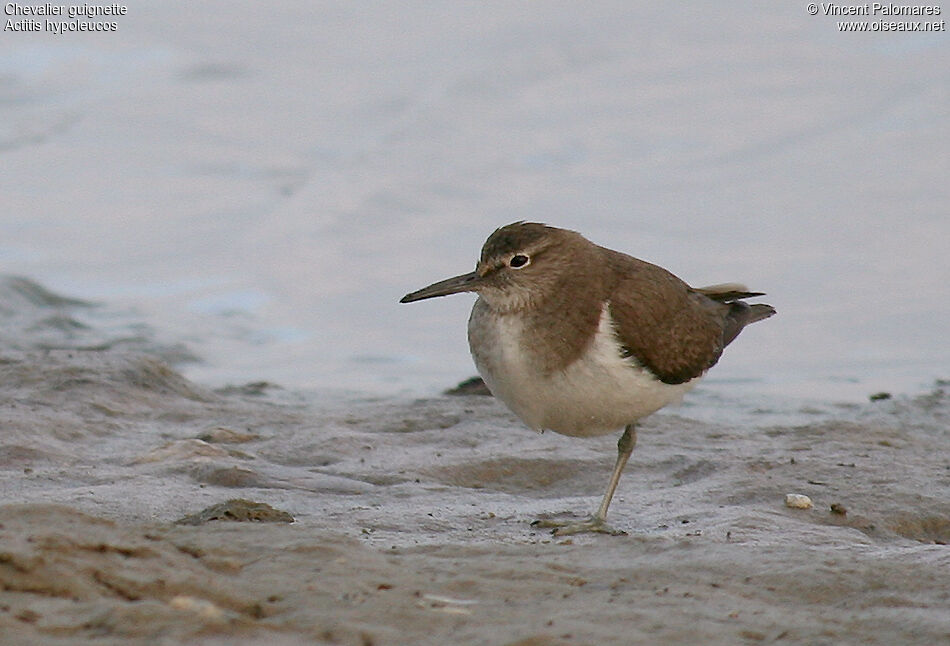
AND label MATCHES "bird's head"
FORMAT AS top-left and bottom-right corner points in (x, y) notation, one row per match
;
(400, 222), (585, 312)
